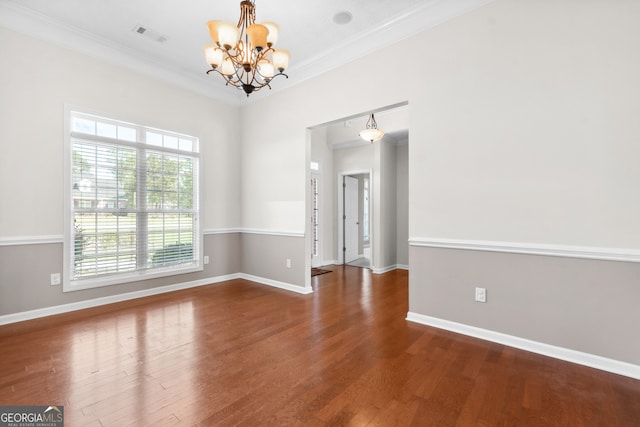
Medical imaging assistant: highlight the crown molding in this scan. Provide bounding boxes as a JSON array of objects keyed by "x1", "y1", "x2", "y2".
[
  {"x1": 0, "y1": 0, "x2": 494, "y2": 106},
  {"x1": 0, "y1": 0, "x2": 245, "y2": 106},
  {"x1": 269, "y1": 0, "x2": 495, "y2": 99}
]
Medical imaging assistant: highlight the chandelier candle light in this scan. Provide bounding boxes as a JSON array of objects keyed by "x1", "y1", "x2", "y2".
[
  {"x1": 359, "y1": 113, "x2": 385, "y2": 143},
  {"x1": 204, "y1": 0, "x2": 290, "y2": 97}
]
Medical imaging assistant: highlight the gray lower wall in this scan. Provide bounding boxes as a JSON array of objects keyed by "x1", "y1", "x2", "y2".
[
  {"x1": 0, "y1": 232, "x2": 308, "y2": 318},
  {"x1": 0, "y1": 233, "x2": 241, "y2": 316},
  {"x1": 409, "y1": 245, "x2": 640, "y2": 365},
  {"x1": 240, "y1": 233, "x2": 306, "y2": 289}
]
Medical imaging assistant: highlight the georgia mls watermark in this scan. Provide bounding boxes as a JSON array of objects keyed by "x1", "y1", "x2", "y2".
[{"x1": 0, "y1": 406, "x2": 64, "y2": 427}]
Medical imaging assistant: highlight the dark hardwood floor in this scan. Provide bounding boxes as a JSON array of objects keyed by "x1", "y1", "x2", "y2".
[{"x1": 1, "y1": 265, "x2": 639, "y2": 426}]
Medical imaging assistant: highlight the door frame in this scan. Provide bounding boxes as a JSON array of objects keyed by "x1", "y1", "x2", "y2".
[
  {"x1": 337, "y1": 169, "x2": 372, "y2": 266},
  {"x1": 343, "y1": 175, "x2": 359, "y2": 264},
  {"x1": 310, "y1": 171, "x2": 322, "y2": 268}
]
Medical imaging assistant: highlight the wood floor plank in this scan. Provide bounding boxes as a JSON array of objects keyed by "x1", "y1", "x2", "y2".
[{"x1": 1, "y1": 266, "x2": 639, "y2": 426}]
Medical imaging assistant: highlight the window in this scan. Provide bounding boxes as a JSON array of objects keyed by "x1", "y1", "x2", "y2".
[{"x1": 65, "y1": 110, "x2": 200, "y2": 290}]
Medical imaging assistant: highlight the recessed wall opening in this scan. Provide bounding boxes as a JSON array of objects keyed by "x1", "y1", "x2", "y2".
[{"x1": 306, "y1": 101, "x2": 409, "y2": 278}]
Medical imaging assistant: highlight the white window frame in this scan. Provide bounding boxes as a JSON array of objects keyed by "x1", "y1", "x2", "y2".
[{"x1": 63, "y1": 107, "x2": 202, "y2": 291}]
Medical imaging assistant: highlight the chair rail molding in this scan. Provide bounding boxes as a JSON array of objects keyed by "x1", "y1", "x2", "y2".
[
  {"x1": 0, "y1": 235, "x2": 65, "y2": 246},
  {"x1": 409, "y1": 237, "x2": 640, "y2": 263}
]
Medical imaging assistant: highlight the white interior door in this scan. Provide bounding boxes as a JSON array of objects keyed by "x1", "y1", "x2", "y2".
[{"x1": 344, "y1": 176, "x2": 359, "y2": 263}]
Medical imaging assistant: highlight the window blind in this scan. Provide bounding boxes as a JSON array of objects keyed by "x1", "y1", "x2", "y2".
[{"x1": 68, "y1": 111, "x2": 200, "y2": 288}]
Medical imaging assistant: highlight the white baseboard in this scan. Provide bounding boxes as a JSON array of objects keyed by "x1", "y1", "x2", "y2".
[
  {"x1": 0, "y1": 273, "x2": 313, "y2": 325},
  {"x1": 239, "y1": 273, "x2": 313, "y2": 295},
  {"x1": 406, "y1": 312, "x2": 640, "y2": 380},
  {"x1": 0, "y1": 274, "x2": 241, "y2": 326},
  {"x1": 372, "y1": 264, "x2": 408, "y2": 274},
  {"x1": 372, "y1": 265, "x2": 395, "y2": 274},
  {"x1": 317, "y1": 262, "x2": 407, "y2": 272}
]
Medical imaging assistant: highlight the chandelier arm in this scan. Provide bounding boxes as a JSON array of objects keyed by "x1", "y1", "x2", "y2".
[
  {"x1": 269, "y1": 72, "x2": 289, "y2": 81},
  {"x1": 254, "y1": 46, "x2": 274, "y2": 64},
  {"x1": 207, "y1": 68, "x2": 288, "y2": 95},
  {"x1": 206, "y1": 68, "x2": 244, "y2": 89},
  {"x1": 223, "y1": 47, "x2": 244, "y2": 63}
]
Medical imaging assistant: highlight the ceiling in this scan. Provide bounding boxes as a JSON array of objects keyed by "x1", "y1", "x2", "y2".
[
  {"x1": 323, "y1": 103, "x2": 409, "y2": 149},
  {"x1": 0, "y1": 0, "x2": 491, "y2": 105}
]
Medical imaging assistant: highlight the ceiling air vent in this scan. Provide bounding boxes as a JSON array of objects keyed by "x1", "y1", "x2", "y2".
[{"x1": 132, "y1": 24, "x2": 167, "y2": 44}]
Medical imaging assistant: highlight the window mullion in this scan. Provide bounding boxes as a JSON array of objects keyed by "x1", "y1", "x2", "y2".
[{"x1": 137, "y1": 146, "x2": 148, "y2": 270}]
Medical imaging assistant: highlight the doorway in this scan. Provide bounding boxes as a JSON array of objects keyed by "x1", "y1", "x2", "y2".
[
  {"x1": 306, "y1": 101, "x2": 408, "y2": 280},
  {"x1": 338, "y1": 171, "x2": 371, "y2": 268}
]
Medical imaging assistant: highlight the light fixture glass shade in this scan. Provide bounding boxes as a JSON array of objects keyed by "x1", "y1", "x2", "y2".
[
  {"x1": 272, "y1": 49, "x2": 290, "y2": 72},
  {"x1": 261, "y1": 21, "x2": 279, "y2": 46},
  {"x1": 257, "y1": 60, "x2": 275, "y2": 78},
  {"x1": 204, "y1": 44, "x2": 224, "y2": 67},
  {"x1": 220, "y1": 57, "x2": 236, "y2": 76},
  {"x1": 207, "y1": 20, "x2": 223, "y2": 43},
  {"x1": 247, "y1": 24, "x2": 268, "y2": 51},
  {"x1": 217, "y1": 21, "x2": 240, "y2": 49},
  {"x1": 359, "y1": 128, "x2": 384, "y2": 143}
]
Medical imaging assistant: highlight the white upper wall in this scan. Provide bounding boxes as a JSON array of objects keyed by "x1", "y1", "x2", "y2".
[
  {"x1": 241, "y1": 0, "x2": 640, "y2": 249},
  {"x1": 239, "y1": 89, "x2": 308, "y2": 234},
  {"x1": 0, "y1": 27, "x2": 241, "y2": 237},
  {"x1": 4, "y1": 0, "x2": 639, "y2": 251},
  {"x1": 410, "y1": 0, "x2": 640, "y2": 248}
]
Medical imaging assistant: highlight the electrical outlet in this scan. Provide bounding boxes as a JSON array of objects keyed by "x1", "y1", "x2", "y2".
[
  {"x1": 475, "y1": 287, "x2": 487, "y2": 303},
  {"x1": 204, "y1": 255, "x2": 210, "y2": 265},
  {"x1": 50, "y1": 273, "x2": 61, "y2": 286},
  {"x1": 286, "y1": 259, "x2": 292, "y2": 268}
]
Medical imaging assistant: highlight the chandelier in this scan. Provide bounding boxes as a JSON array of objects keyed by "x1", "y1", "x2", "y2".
[
  {"x1": 359, "y1": 114, "x2": 385, "y2": 142},
  {"x1": 203, "y1": 0, "x2": 290, "y2": 97}
]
